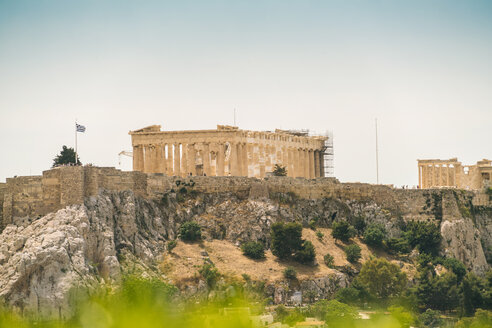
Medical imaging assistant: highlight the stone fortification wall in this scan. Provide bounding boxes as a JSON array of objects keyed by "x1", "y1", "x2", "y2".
[
  {"x1": 0, "y1": 167, "x2": 146, "y2": 228},
  {"x1": 0, "y1": 183, "x2": 6, "y2": 227},
  {"x1": 1, "y1": 166, "x2": 491, "y2": 229}
]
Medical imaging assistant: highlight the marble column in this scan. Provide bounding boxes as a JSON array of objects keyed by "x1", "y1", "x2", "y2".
[
  {"x1": 247, "y1": 144, "x2": 254, "y2": 177},
  {"x1": 151, "y1": 145, "x2": 160, "y2": 173},
  {"x1": 288, "y1": 148, "x2": 294, "y2": 177},
  {"x1": 308, "y1": 150, "x2": 314, "y2": 179},
  {"x1": 446, "y1": 165, "x2": 450, "y2": 186},
  {"x1": 217, "y1": 143, "x2": 225, "y2": 176},
  {"x1": 236, "y1": 143, "x2": 243, "y2": 176},
  {"x1": 240, "y1": 143, "x2": 248, "y2": 176},
  {"x1": 157, "y1": 145, "x2": 165, "y2": 174},
  {"x1": 133, "y1": 145, "x2": 144, "y2": 172},
  {"x1": 259, "y1": 144, "x2": 265, "y2": 178},
  {"x1": 418, "y1": 165, "x2": 422, "y2": 188},
  {"x1": 314, "y1": 151, "x2": 320, "y2": 178},
  {"x1": 144, "y1": 145, "x2": 152, "y2": 173},
  {"x1": 173, "y1": 143, "x2": 180, "y2": 176},
  {"x1": 165, "y1": 144, "x2": 173, "y2": 176},
  {"x1": 431, "y1": 164, "x2": 436, "y2": 187},
  {"x1": 181, "y1": 143, "x2": 187, "y2": 177},
  {"x1": 187, "y1": 144, "x2": 196, "y2": 176},
  {"x1": 304, "y1": 149, "x2": 310, "y2": 178},
  {"x1": 295, "y1": 148, "x2": 301, "y2": 177},
  {"x1": 203, "y1": 143, "x2": 210, "y2": 176}
]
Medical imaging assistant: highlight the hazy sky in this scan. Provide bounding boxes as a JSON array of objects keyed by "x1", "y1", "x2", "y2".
[{"x1": 1, "y1": 0, "x2": 491, "y2": 185}]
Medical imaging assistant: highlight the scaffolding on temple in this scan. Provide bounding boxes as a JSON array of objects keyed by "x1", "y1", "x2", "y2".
[
  {"x1": 323, "y1": 131, "x2": 334, "y2": 177},
  {"x1": 305, "y1": 129, "x2": 334, "y2": 178}
]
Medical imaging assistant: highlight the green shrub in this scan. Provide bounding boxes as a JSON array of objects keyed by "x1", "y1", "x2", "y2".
[
  {"x1": 331, "y1": 221, "x2": 356, "y2": 242},
  {"x1": 293, "y1": 240, "x2": 316, "y2": 264},
  {"x1": 344, "y1": 244, "x2": 361, "y2": 263},
  {"x1": 323, "y1": 300, "x2": 359, "y2": 325},
  {"x1": 241, "y1": 241, "x2": 265, "y2": 259},
  {"x1": 199, "y1": 262, "x2": 219, "y2": 287},
  {"x1": 352, "y1": 216, "x2": 367, "y2": 236},
  {"x1": 284, "y1": 308, "x2": 304, "y2": 326},
  {"x1": 440, "y1": 257, "x2": 467, "y2": 282},
  {"x1": 271, "y1": 222, "x2": 303, "y2": 259},
  {"x1": 357, "y1": 257, "x2": 407, "y2": 299},
  {"x1": 388, "y1": 306, "x2": 415, "y2": 328},
  {"x1": 416, "y1": 271, "x2": 460, "y2": 311},
  {"x1": 120, "y1": 275, "x2": 178, "y2": 305},
  {"x1": 418, "y1": 309, "x2": 443, "y2": 327},
  {"x1": 176, "y1": 192, "x2": 185, "y2": 203},
  {"x1": 385, "y1": 237, "x2": 411, "y2": 254},
  {"x1": 309, "y1": 219, "x2": 317, "y2": 230},
  {"x1": 334, "y1": 280, "x2": 371, "y2": 305},
  {"x1": 241, "y1": 273, "x2": 251, "y2": 282},
  {"x1": 179, "y1": 221, "x2": 202, "y2": 241},
  {"x1": 167, "y1": 240, "x2": 177, "y2": 252},
  {"x1": 316, "y1": 230, "x2": 324, "y2": 240},
  {"x1": 323, "y1": 253, "x2": 334, "y2": 268},
  {"x1": 283, "y1": 267, "x2": 297, "y2": 280},
  {"x1": 363, "y1": 223, "x2": 386, "y2": 248},
  {"x1": 404, "y1": 221, "x2": 441, "y2": 255}
]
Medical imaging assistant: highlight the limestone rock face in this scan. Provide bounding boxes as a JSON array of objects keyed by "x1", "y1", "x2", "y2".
[
  {"x1": 0, "y1": 206, "x2": 94, "y2": 317},
  {"x1": 441, "y1": 219, "x2": 489, "y2": 275},
  {"x1": 0, "y1": 188, "x2": 490, "y2": 315}
]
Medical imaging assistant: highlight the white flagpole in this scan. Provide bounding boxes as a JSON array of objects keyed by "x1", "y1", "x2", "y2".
[
  {"x1": 75, "y1": 120, "x2": 78, "y2": 165},
  {"x1": 375, "y1": 118, "x2": 379, "y2": 184}
]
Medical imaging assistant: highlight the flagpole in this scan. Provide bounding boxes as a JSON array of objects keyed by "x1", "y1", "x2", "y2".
[
  {"x1": 75, "y1": 120, "x2": 78, "y2": 165},
  {"x1": 375, "y1": 118, "x2": 379, "y2": 184}
]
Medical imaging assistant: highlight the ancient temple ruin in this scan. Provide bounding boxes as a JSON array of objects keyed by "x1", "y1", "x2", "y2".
[
  {"x1": 418, "y1": 158, "x2": 492, "y2": 189},
  {"x1": 129, "y1": 125, "x2": 329, "y2": 178}
]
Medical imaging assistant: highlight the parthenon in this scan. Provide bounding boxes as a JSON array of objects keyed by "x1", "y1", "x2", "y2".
[
  {"x1": 418, "y1": 158, "x2": 492, "y2": 190},
  {"x1": 129, "y1": 125, "x2": 329, "y2": 179}
]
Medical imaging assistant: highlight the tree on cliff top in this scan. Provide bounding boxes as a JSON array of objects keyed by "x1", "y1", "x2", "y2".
[
  {"x1": 52, "y1": 145, "x2": 81, "y2": 167},
  {"x1": 273, "y1": 164, "x2": 287, "y2": 176}
]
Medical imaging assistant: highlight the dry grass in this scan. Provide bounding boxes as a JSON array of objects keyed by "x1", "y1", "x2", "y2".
[{"x1": 161, "y1": 228, "x2": 415, "y2": 285}]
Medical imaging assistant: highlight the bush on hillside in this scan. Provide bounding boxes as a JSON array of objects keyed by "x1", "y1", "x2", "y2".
[
  {"x1": 331, "y1": 221, "x2": 356, "y2": 242},
  {"x1": 293, "y1": 240, "x2": 316, "y2": 264},
  {"x1": 241, "y1": 241, "x2": 265, "y2": 259},
  {"x1": 404, "y1": 221, "x2": 441, "y2": 255},
  {"x1": 199, "y1": 262, "x2": 219, "y2": 287},
  {"x1": 283, "y1": 267, "x2": 297, "y2": 280},
  {"x1": 179, "y1": 221, "x2": 202, "y2": 241},
  {"x1": 324, "y1": 253, "x2": 335, "y2": 268},
  {"x1": 363, "y1": 223, "x2": 386, "y2": 248},
  {"x1": 344, "y1": 244, "x2": 361, "y2": 264},
  {"x1": 357, "y1": 257, "x2": 407, "y2": 299},
  {"x1": 167, "y1": 240, "x2": 177, "y2": 252},
  {"x1": 271, "y1": 222, "x2": 303, "y2": 259},
  {"x1": 385, "y1": 237, "x2": 411, "y2": 254}
]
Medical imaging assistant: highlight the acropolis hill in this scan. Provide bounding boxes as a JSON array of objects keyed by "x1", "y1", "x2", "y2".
[
  {"x1": 0, "y1": 164, "x2": 491, "y2": 315},
  {"x1": 0, "y1": 125, "x2": 491, "y2": 316}
]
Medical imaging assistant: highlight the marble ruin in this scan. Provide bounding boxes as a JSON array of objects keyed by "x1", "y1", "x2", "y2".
[
  {"x1": 129, "y1": 125, "x2": 329, "y2": 178},
  {"x1": 418, "y1": 158, "x2": 492, "y2": 190}
]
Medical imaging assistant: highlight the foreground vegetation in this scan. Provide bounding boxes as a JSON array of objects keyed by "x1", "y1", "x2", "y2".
[{"x1": 0, "y1": 264, "x2": 491, "y2": 328}]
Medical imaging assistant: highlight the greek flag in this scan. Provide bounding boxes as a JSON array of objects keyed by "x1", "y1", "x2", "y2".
[{"x1": 76, "y1": 123, "x2": 86, "y2": 133}]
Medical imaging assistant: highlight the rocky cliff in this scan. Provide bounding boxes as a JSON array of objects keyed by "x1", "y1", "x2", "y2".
[{"x1": 0, "y1": 178, "x2": 490, "y2": 316}]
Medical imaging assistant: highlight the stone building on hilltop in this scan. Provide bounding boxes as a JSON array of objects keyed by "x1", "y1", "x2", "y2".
[
  {"x1": 418, "y1": 158, "x2": 492, "y2": 190},
  {"x1": 129, "y1": 125, "x2": 332, "y2": 179}
]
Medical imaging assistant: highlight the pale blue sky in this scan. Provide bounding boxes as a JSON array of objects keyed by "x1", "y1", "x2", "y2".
[{"x1": 1, "y1": 0, "x2": 491, "y2": 185}]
